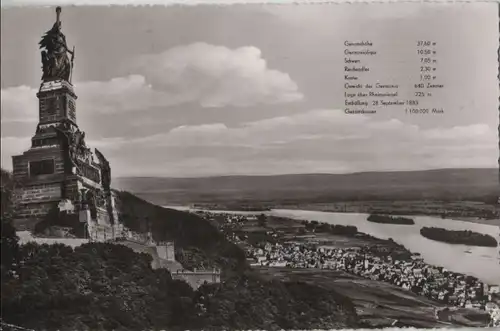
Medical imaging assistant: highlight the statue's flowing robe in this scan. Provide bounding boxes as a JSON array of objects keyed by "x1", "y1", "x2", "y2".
[{"x1": 39, "y1": 26, "x2": 71, "y2": 81}]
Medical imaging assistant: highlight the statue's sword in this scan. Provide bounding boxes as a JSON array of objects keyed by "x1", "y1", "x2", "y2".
[{"x1": 70, "y1": 46, "x2": 75, "y2": 83}]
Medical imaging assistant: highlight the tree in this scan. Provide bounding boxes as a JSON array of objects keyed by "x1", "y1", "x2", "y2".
[
  {"x1": 1, "y1": 169, "x2": 20, "y2": 280},
  {"x1": 257, "y1": 214, "x2": 267, "y2": 227},
  {"x1": 1, "y1": 214, "x2": 19, "y2": 280}
]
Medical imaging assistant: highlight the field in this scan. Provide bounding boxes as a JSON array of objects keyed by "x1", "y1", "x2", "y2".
[
  {"x1": 114, "y1": 169, "x2": 499, "y2": 202},
  {"x1": 255, "y1": 267, "x2": 490, "y2": 328}
]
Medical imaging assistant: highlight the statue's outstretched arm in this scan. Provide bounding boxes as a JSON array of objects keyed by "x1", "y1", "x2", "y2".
[{"x1": 60, "y1": 36, "x2": 74, "y2": 55}]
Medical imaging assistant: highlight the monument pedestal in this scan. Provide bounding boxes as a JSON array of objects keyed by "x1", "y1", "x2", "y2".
[
  {"x1": 11, "y1": 8, "x2": 117, "y2": 240},
  {"x1": 11, "y1": 82, "x2": 114, "y2": 234}
]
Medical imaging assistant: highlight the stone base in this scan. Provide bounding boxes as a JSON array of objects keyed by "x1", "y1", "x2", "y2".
[
  {"x1": 12, "y1": 176, "x2": 80, "y2": 231},
  {"x1": 13, "y1": 201, "x2": 58, "y2": 231},
  {"x1": 11, "y1": 173, "x2": 117, "y2": 237},
  {"x1": 86, "y1": 222, "x2": 123, "y2": 242}
]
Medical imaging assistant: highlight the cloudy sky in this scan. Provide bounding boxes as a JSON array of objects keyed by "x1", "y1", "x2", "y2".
[{"x1": 1, "y1": 3, "x2": 498, "y2": 177}]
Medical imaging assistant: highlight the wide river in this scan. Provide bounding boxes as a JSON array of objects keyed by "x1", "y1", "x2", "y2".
[{"x1": 166, "y1": 206, "x2": 500, "y2": 284}]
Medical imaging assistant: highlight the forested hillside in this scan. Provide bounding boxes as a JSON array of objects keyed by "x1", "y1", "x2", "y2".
[
  {"x1": 114, "y1": 190, "x2": 247, "y2": 272},
  {"x1": 0, "y1": 169, "x2": 359, "y2": 330}
]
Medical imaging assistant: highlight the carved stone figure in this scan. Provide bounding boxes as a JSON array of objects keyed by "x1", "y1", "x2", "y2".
[
  {"x1": 95, "y1": 148, "x2": 112, "y2": 191},
  {"x1": 85, "y1": 190, "x2": 97, "y2": 219},
  {"x1": 72, "y1": 129, "x2": 86, "y2": 155},
  {"x1": 94, "y1": 148, "x2": 114, "y2": 224},
  {"x1": 95, "y1": 190, "x2": 107, "y2": 208},
  {"x1": 55, "y1": 124, "x2": 82, "y2": 174},
  {"x1": 79, "y1": 189, "x2": 88, "y2": 209},
  {"x1": 39, "y1": 7, "x2": 75, "y2": 82}
]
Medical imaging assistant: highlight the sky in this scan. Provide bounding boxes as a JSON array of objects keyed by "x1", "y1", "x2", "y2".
[{"x1": 1, "y1": 3, "x2": 499, "y2": 177}]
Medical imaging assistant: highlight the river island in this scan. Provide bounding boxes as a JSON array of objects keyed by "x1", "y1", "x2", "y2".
[
  {"x1": 367, "y1": 214, "x2": 415, "y2": 225},
  {"x1": 191, "y1": 210, "x2": 496, "y2": 328},
  {"x1": 420, "y1": 226, "x2": 498, "y2": 247}
]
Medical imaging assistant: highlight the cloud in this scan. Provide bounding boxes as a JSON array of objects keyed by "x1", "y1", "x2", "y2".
[
  {"x1": 170, "y1": 123, "x2": 228, "y2": 134},
  {"x1": 75, "y1": 75, "x2": 196, "y2": 114},
  {"x1": 136, "y1": 42, "x2": 303, "y2": 108},
  {"x1": 0, "y1": 85, "x2": 38, "y2": 123},
  {"x1": 0, "y1": 75, "x2": 186, "y2": 122},
  {"x1": 1, "y1": 108, "x2": 496, "y2": 176},
  {"x1": 423, "y1": 124, "x2": 493, "y2": 140},
  {"x1": 1, "y1": 43, "x2": 302, "y2": 124},
  {"x1": 1, "y1": 137, "x2": 31, "y2": 170},
  {"x1": 66, "y1": 109, "x2": 495, "y2": 177}
]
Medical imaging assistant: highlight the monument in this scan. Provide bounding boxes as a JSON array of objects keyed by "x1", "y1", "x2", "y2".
[{"x1": 11, "y1": 7, "x2": 118, "y2": 240}]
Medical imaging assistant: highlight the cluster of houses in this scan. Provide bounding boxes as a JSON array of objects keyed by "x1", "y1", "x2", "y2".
[
  {"x1": 199, "y1": 211, "x2": 500, "y2": 327},
  {"x1": 249, "y1": 242, "x2": 497, "y2": 306},
  {"x1": 251, "y1": 242, "x2": 500, "y2": 326}
]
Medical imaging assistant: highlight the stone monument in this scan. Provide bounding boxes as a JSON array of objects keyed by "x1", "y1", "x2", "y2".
[{"x1": 11, "y1": 7, "x2": 117, "y2": 240}]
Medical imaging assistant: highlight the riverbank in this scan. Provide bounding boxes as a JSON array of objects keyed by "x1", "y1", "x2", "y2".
[
  {"x1": 272, "y1": 201, "x2": 500, "y2": 226},
  {"x1": 191, "y1": 203, "x2": 271, "y2": 212},
  {"x1": 269, "y1": 209, "x2": 500, "y2": 284},
  {"x1": 183, "y1": 200, "x2": 499, "y2": 226},
  {"x1": 171, "y1": 206, "x2": 500, "y2": 283},
  {"x1": 196, "y1": 211, "x2": 492, "y2": 328}
]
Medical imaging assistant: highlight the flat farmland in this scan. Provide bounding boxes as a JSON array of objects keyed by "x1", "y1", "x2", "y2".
[{"x1": 254, "y1": 267, "x2": 490, "y2": 328}]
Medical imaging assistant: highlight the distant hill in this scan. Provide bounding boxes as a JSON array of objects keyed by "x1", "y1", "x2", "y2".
[{"x1": 113, "y1": 168, "x2": 500, "y2": 206}]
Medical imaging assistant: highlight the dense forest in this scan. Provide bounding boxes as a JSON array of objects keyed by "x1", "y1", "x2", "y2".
[
  {"x1": 420, "y1": 226, "x2": 498, "y2": 247},
  {"x1": 0, "y1": 169, "x2": 359, "y2": 330},
  {"x1": 0, "y1": 241, "x2": 359, "y2": 330},
  {"x1": 113, "y1": 190, "x2": 247, "y2": 272},
  {"x1": 367, "y1": 214, "x2": 415, "y2": 225}
]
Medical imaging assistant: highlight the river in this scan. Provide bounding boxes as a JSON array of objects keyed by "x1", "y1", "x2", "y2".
[{"x1": 165, "y1": 206, "x2": 500, "y2": 284}]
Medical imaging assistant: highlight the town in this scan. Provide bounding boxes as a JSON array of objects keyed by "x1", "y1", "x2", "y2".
[{"x1": 197, "y1": 210, "x2": 500, "y2": 327}]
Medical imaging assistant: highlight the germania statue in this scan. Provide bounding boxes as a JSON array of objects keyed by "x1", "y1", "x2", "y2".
[{"x1": 39, "y1": 7, "x2": 75, "y2": 82}]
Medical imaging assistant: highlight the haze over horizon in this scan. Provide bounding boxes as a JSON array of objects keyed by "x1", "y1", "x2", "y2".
[
  {"x1": 1, "y1": 4, "x2": 498, "y2": 177},
  {"x1": 112, "y1": 167, "x2": 497, "y2": 179}
]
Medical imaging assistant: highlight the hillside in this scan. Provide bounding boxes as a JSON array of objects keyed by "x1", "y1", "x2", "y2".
[
  {"x1": 113, "y1": 168, "x2": 500, "y2": 206},
  {"x1": 1, "y1": 241, "x2": 360, "y2": 331},
  {"x1": 113, "y1": 190, "x2": 247, "y2": 272},
  {"x1": 0, "y1": 168, "x2": 361, "y2": 330}
]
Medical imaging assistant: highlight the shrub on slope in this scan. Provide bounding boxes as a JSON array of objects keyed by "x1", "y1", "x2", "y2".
[
  {"x1": 192, "y1": 272, "x2": 359, "y2": 330},
  {"x1": 1, "y1": 169, "x2": 15, "y2": 214},
  {"x1": 1, "y1": 170, "x2": 359, "y2": 330},
  {"x1": 1, "y1": 241, "x2": 359, "y2": 331},
  {"x1": 2, "y1": 242, "x2": 195, "y2": 331},
  {"x1": 1, "y1": 170, "x2": 20, "y2": 280},
  {"x1": 114, "y1": 190, "x2": 246, "y2": 271}
]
